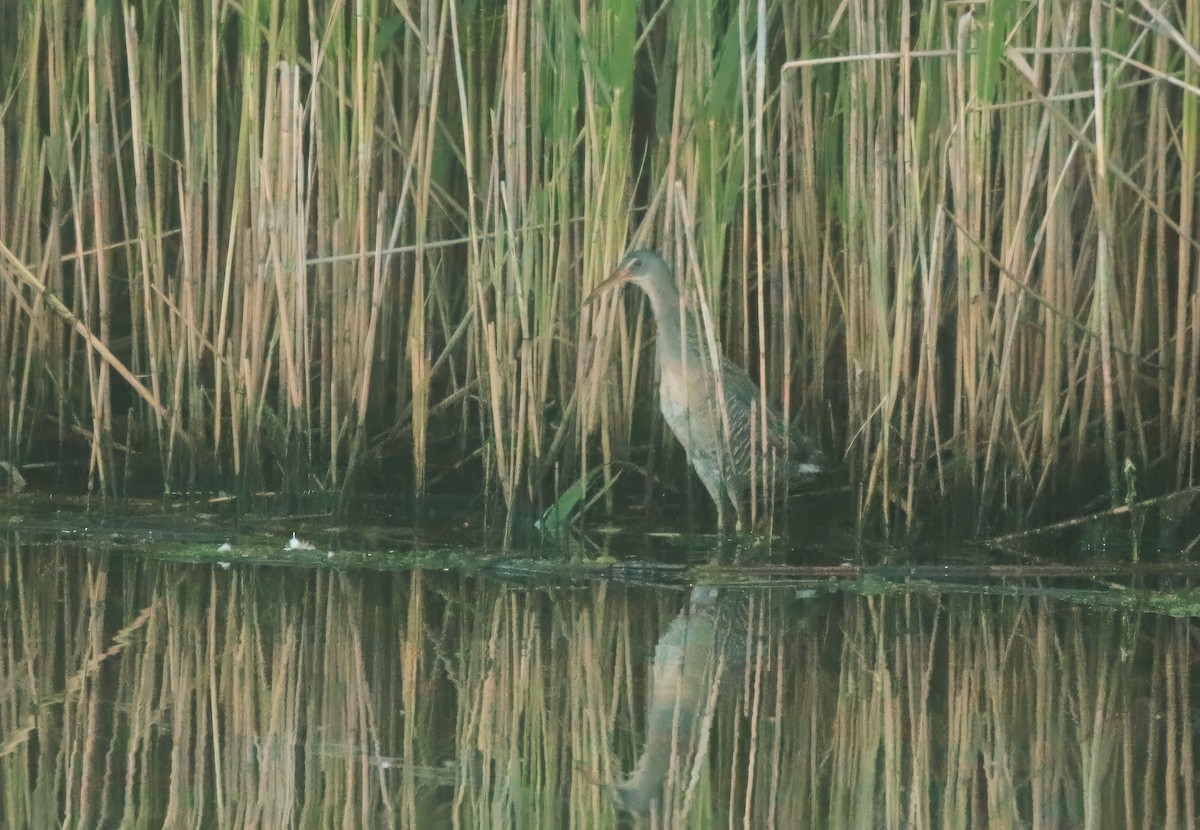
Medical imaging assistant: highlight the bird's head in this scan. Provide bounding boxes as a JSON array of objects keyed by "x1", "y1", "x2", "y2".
[{"x1": 584, "y1": 249, "x2": 675, "y2": 306}]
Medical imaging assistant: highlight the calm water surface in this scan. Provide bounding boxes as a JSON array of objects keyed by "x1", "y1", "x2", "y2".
[{"x1": 1, "y1": 542, "x2": 1196, "y2": 827}]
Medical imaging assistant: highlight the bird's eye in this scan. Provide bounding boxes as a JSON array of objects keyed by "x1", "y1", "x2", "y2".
[{"x1": 629, "y1": 256, "x2": 642, "y2": 268}]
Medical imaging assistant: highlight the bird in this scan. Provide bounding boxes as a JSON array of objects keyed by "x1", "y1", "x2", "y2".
[{"x1": 587, "y1": 249, "x2": 824, "y2": 531}]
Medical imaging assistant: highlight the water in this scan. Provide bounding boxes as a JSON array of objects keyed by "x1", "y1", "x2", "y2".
[{"x1": 1, "y1": 540, "x2": 1196, "y2": 827}]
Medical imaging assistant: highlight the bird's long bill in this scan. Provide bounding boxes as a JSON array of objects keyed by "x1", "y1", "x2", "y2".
[{"x1": 583, "y1": 267, "x2": 632, "y2": 306}]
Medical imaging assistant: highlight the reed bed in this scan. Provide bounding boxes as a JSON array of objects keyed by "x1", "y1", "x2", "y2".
[
  {"x1": 0, "y1": 0, "x2": 1197, "y2": 533},
  {"x1": 1, "y1": 545, "x2": 1196, "y2": 825}
]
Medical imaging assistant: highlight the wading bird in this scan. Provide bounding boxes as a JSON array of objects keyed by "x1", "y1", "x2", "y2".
[{"x1": 587, "y1": 250, "x2": 824, "y2": 531}]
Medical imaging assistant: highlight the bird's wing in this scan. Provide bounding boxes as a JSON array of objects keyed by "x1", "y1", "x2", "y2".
[{"x1": 717, "y1": 357, "x2": 825, "y2": 473}]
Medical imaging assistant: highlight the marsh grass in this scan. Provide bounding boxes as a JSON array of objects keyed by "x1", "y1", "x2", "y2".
[{"x1": 0, "y1": 1, "x2": 1197, "y2": 534}]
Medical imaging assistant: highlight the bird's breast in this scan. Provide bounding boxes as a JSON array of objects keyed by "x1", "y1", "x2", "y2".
[{"x1": 658, "y1": 367, "x2": 720, "y2": 447}]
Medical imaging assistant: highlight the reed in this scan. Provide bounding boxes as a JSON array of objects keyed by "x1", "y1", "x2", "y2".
[{"x1": 0, "y1": 1, "x2": 1197, "y2": 533}]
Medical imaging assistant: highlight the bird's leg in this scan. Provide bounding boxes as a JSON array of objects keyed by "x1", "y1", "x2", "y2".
[
  {"x1": 717, "y1": 490, "x2": 745, "y2": 535},
  {"x1": 697, "y1": 473, "x2": 728, "y2": 533},
  {"x1": 731, "y1": 494, "x2": 746, "y2": 534}
]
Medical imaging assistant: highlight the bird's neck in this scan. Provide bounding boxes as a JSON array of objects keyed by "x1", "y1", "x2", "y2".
[{"x1": 648, "y1": 287, "x2": 707, "y2": 370}]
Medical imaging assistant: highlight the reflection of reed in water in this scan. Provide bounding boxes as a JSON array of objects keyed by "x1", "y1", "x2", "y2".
[
  {"x1": 614, "y1": 586, "x2": 746, "y2": 815},
  {"x1": 5, "y1": 546, "x2": 1200, "y2": 826}
]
